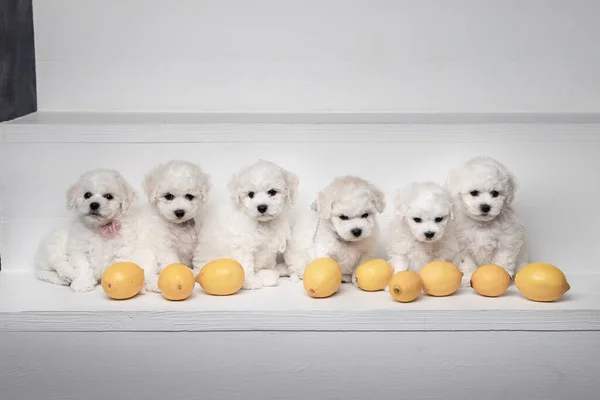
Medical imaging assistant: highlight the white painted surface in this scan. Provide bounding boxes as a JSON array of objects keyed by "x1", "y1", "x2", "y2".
[
  {"x1": 9, "y1": 111, "x2": 600, "y2": 125},
  {"x1": 2, "y1": 331, "x2": 599, "y2": 400},
  {"x1": 0, "y1": 270, "x2": 597, "y2": 332},
  {"x1": 2, "y1": 113, "x2": 600, "y2": 276},
  {"x1": 32, "y1": 0, "x2": 600, "y2": 113}
]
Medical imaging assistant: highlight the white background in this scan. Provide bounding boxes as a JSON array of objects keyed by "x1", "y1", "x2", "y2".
[{"x1": 32, "y1": 0, "x2": 600, "y2": 113}]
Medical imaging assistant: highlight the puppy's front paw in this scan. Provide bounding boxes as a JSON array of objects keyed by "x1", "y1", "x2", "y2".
[
  {"x1": 275, "y1": 263, "x2": 290, "y2": 277},
  {"x1": 57, "y1": 267, "x2": 77, "y2": 282},
  {"x1": 290, "y1": 273, "x2": 302, "y2": 283},
  {"x1": 258, "y1": 269, "x2": 279, "y2": 287},
  {"x1": 342, "y1": 274, "x2": 353, "y2": 283},
  {"x1": 243, "y1": 275, "x2": 263, "y2": 290},
  {"x1": 70, "y1": 276, "x2": 97, "y2": 293},
  {"x1": 145, "y1": 275, "x2": 161, "y2": 293},
  {"x1": 352, "y1": 272, "x2": 359, "y2": 288}
]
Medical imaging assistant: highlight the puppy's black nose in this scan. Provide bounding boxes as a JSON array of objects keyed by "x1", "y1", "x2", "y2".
[
  {"x1": 480, "y1": 204, "x2": 491, "y2": 213},
  {"x1": 89, "y1": 202, "x2": 100, "y2": 211},
  {"x1": 174, "y1": 209, "x2": 185, "y2": 218},
  {"x1": 257, "y1": 204, "x2": 268, "y2": 214},
  {"x1": 351, "y1": 228, "x2": 362, "y2": 237},
  {"x1": 424, "y1": 231, "x2": 435, "y2": 239}
]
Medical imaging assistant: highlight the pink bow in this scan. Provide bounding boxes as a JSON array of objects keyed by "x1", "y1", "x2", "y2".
[{"x1": 99, "y1": 220, "x2": 122, "y2": 238}]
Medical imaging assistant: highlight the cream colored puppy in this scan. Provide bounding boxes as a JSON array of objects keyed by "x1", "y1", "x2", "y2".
[
  {"x1": 448, "y1": 157, "x2": 528, "y2": 282},
  {"x1": 285, "y1": 176, "x2": 386, "y2": 284},
  {"x1": 138, "y1": 160, "x2": 211, "y2": 292},
  {"x1": 388, "y1": 182, "x2": 460, "y2": 274},
  {"x1": 193, "y1": 160, "x2": 298, "y2": 290},
  {"x1": 35, "y1": 169, "x2": 138, "y2": 292}
]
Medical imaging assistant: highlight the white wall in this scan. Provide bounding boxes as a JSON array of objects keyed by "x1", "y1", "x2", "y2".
[
  {"x1": 33, "y1": 0, "x2": 600, "y2": 113},
  {"x1": 3, "y1": 331, "x2": 600, "y2": 400}
]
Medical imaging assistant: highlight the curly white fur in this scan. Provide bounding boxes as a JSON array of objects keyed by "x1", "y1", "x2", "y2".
[
  {"x1": 388, "y1": 182, "x2": 461, "y2": 275},
  {"x1": 138, "y1": 160, "x2": 211, "y2": 292},
  {"x1": 448, "y1": 157, "x2": 528, "y2": 281},
  {"x1": 35, "y1": 169, "x2": 138, "y2": 292},
  {"x1": 285, "y1": 176, "x2": 386, "y2": 284},
  {"x1": 193, "y1": 160, "x2": 298, "y2": 290}
]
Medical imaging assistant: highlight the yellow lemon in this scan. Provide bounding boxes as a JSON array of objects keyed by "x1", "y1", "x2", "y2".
[
  {"x1": 158, "y1": 263, "x2": 196, "y2": 301},
  {"x1": 196, "y1": 258, "x2": 245, "y2": 296},
  {"x1": 470, "y1": 264, "x2": 511, "y2": 297},
  {"x1": 101, "y1": 262, "x2": 144, "y2": 300},
  {"x1": 419, "y1": 261, "x2": 463, "y2": 297},
  {"x1": 303, "y1": 258, "x2": 343, "y2": 298},
  {"x1": 388, "y1": 271, "x2": 423, "y2": 303},
  {"x1": 355, "y1": 259, "x2": 394, "y2": 291},
  {"x1": 515, "y1": 262, "x2": 570, "y2": 302}
]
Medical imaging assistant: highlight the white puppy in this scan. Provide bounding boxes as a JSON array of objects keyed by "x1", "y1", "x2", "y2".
[
  {"x1": 448, "y1": 157, "x2": 528, "y2": 281},
  {"x1": 193, "y1": 160, "x2": 298, "y2": 290},
  {"x1": 388, "y1": 182, "x2": 460, "y2": 275},
  {"x1": 139, "y1": 160, "x2": 211, "y2": 292},
  {"x1": 35, "y1": 169, "x2": 137, "y2": 292},
  {"x1": 285, "y1": 176, "x2": 386, "y2": 284}
]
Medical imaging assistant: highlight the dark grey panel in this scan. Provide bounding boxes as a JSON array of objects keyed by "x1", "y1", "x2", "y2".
[{"x1": 0, "y1": 0, "x2": 37, "y2": 122}]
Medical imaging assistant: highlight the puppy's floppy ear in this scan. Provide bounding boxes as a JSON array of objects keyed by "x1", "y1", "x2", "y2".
[
  {"x1": 198, "y1": 172, "x2": 211, "y2": 203},
  {"x1": 394, "y1": 189, "x2": 408, "y2": 219},
  {"x1": 435, "y1": 185, "x2": 456, "y2": 221},
  {"x1": 227, "y1": 173, "x2": 242, "y2": 208},
  {"x1": 116, "y1": 172, "x2": 136, "y2": 211},
  {"x1": 316, "y1": 190, "x2": 333, "y2": 219},
  {"x1": 193, "y1": 166, "x2": 211, "y2": 203},
  {"x1": 66, "y1": 182, "x2": 78, "y2": 210},
  {"x1": 143, "y1": 165, "x2": 162, "y2": 204},
  {"x1": 122, "y1": 183, "x2": 137, "y2": 211},
  {"x1": 283, "y1": 169, "x2": 299, "y2": 205},
  {"x1": 367, "y1": 183, "x2": 386, "y2": 214},
  {"x1": 501, "y1": 166, "x2": 518, "y2": 205}
]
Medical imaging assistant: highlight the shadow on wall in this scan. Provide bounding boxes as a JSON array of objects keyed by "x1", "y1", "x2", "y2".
[{"x1": 0, "y1": 0, "x2": 37, "y2": 122}]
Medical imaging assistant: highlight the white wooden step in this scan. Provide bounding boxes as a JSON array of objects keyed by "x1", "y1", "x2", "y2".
[{"x1": 1, "y1": 271, "x2": 596, "y2": 333}]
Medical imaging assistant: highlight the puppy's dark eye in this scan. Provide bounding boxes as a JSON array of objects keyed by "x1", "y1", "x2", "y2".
[
  {"x1": 84, "y1": 192, "x2": 93, "y2": 199},
  {"x1": 339, "y1": 215, "x2": 349, "y2": 221},
  {"x1": 267, "y1": 189, "x2": 277, "y2": 197},
  {"x1": 248, "y1": 191, "x2": 255, "y2": 199},
  {"x1": 104, "y1": 194, "x2": 114, "y2": 200},
  {"x1": 413, "y1": 217, "x2": 422, "y2": 223},
  {"x1": 361, "y1": 213, "x2": 369, "y2": 218},
  {"x1": 434, "y1": 217, "x2": 444, "y2": 223},
  {"x1": 164, "y1": 193, "x2": 175, "y2": 201},
  {"x1": 470, "y1": 190, "x2": 480, "y2": 197},
  {"x1": 490, "y1": 190, "x2": 499, "y2": 198},
  {"x1": 185, "y1": 194, "x2": 195, "y2": 201}
]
